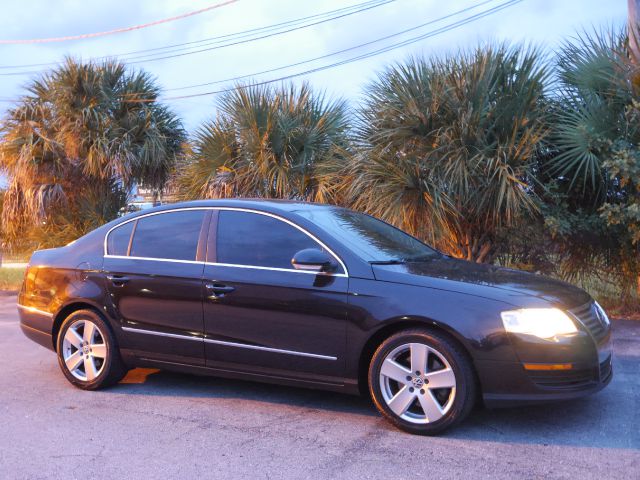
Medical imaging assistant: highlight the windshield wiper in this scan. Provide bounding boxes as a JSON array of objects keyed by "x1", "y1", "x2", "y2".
[{"x1": 369, "y1": 259, "x2": 406, "y2": 265}]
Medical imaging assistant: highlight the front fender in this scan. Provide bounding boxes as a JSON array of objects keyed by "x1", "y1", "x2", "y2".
[{"x1": 344, "y1": 278, "x2": 519, "y2": 379}]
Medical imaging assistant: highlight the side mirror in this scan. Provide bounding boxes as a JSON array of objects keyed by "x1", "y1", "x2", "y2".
[{"x1": 291, "y1": 248, "x2": 336, "y2": 273}]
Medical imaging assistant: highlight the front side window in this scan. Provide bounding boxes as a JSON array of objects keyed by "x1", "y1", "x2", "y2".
[
  {"x1": 129, "y1": 210, "x2": 205, "y2": 261},
  {"x1": 217, "y1": 210, "x2": 335, "y2": 270},
  {"x1": 107, "y1": 221, "x2": 134, "y2": 256},
  {"x1": 295, "y1": 207, "x2": 439, "y2": 262}
]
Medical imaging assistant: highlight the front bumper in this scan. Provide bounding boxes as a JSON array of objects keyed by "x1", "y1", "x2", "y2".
[
  {"x1": 478, "y1": 301, "x2": 613, "y2": 408},
  {"x1": 479, "y1": 353, "x2": 612, "y2": 408}
]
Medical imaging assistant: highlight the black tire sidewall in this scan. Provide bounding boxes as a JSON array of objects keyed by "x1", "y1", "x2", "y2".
[
  {"x1": 368, "y1": 329, "x2": 475, "y2": 435},
  {"x1": 56, "y1": 309, "x2": 120, "y2": 390}
]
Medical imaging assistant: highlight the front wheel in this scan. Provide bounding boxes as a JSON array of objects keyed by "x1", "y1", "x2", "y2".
[
  {"x1": 56, "y1": 309, "x2": 127, "y2": 390},
  {"x1": 368, "y1": 329, "x2": 476, "y2": 435}
]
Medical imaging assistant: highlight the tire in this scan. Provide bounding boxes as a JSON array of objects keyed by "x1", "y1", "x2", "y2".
[
  {"x1": 368, "y1": 328, "x2": 476, "y2": 435},
  {"x1": 56, "y1": 309, "x2": 127, "y2": 390}
]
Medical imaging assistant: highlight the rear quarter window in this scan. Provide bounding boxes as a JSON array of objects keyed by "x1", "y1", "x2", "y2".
[{"x1": 106, "y1": 221, "x2": 135, "y2": 256}]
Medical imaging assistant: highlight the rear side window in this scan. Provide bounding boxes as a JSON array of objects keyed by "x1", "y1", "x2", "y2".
[
  {"x1": 130, "y1": 210, "x2": 206, "y2": 261},
  {"x1": 107, "y1": 221, "x2": 134, "y2": 256},
  {"x1": 216, "y1": 210, "x2": 328, "y2": 270}
]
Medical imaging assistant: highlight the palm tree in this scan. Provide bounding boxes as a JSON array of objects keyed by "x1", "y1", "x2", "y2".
[
  {"x1": 0, "y1": 58, "x2": 185, "y2": 248},
  {"x1": 174, "y1": 82, "x2": 350, "y2": 201},
  {"x1": 548, "y1": 28, "x2": 631, "y2": 201},
  {"x1": 543, "y1": 27, "x2": 640, "y2": 299},
  {"x1": 343, "y1": 45, "x2": 548, "y2": 262}
]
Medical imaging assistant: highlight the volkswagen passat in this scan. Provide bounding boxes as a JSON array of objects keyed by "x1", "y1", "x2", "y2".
[{"x1": 18, "y1": 200, "x2": 613, "y2": 434}]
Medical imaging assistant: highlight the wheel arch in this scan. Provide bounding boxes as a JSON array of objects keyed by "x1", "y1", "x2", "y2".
[
  {"x1": 356, "y1": 317, "x2": 478, "y2": 397},
  {"x1": 51, "y1": 301, "x2": 109, "y2": 351}
]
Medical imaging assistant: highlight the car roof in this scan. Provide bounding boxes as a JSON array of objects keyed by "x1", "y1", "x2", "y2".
[{"x1": 123, "y1": 198, "x2": 338, "y2": 218}]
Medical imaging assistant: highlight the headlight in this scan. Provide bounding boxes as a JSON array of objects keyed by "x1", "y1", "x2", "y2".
[{"x1": 501, "y1": 308, "x2": 578, "y2": 339}]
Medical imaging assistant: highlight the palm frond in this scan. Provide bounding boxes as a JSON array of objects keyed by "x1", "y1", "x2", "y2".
[
  {"x1": 0, "y1": 57, "x2": 185, "y2": 247},
  {"x1": 174, "y1": 81, "x2": 350, "y2": 201}
]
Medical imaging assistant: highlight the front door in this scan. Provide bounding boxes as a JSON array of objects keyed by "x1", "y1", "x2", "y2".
[
  {"x1": 203, "y1": 209, "x2": 349, "y2": 381},
  {"x1": 103, "y1": 209, "x2": 210, "y2": 365}
]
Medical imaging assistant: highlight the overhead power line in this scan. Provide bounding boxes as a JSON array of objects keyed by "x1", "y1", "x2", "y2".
[
  {"x1": 150, "y1": 0, "x2": 523, "y2": 102},
  {"x1": 118, "y1": 0, "x2": 392, "y2": 63},
  {"x1": 0, "y1": 0, "x2": 239, "y2": 45},
  {"x1": 165, "y1": 0, "x2": 498, "y2": 92},
  {"x1": 0, "y1": 0, "x2": 523, "y2": 105},
  {"x1": 123, "y1": 0, "x2": 394, "y2": 65},
  {"x1": 0, "y1": 0, "x2": 393, "y2": 73}
]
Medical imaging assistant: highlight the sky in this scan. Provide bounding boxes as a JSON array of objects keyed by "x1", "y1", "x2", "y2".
[{"x1": 0, "y1": 0, "x2": 629, "y2": 188}]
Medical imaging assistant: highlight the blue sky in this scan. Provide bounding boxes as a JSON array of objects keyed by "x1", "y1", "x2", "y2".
[{"x1": 0, "y1": 0, "x2": 628, "y2": 189}]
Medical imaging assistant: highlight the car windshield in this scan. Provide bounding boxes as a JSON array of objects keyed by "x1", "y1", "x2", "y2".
[{"x1": 295, "y1": 208, "x2": 440, "y2": 263}]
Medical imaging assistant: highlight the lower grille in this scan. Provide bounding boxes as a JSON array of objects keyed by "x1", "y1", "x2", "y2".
[
  {"x1": 529, "y1": 368, "x2": 596, "y2": 389},
  {"x1": 570, "y1": 302, "x2": 609, "y2": 342}
]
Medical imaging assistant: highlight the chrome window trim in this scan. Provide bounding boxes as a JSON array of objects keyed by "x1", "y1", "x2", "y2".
[
  {"x1": 104, "y1": 254, "x2": 203, "y2": 265},
  {"x1": 103, "y1": 207, "x2": 211, "y2": 258},
  {"x1": 104, "y1": 255, "x2": 346, "y2": 277},
  {"x1": 121, "y1": 326, "x2": 337, "y2": 361},
  {"x1": 17, "y1": 304, "x2": 54, "y2": 318},
  {"x1": 103, "y1": 206, "x2": 349, "y2": 276},
  {"x1": 204, "y1": 262, "x2": 348, "y2": 278}
]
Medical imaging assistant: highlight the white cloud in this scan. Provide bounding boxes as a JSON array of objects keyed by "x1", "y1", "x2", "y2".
[{"x1": 0, "y1": 0, "x2": 628, "y2": 134}]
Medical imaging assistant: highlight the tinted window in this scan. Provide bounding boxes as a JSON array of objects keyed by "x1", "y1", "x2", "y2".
[
  {"x1": 130, "y1": 210, "x2": 205, "y2": 261},
  {"x1": 295, "y1": 208, "x2": 439, "y2": 262},
  {"x1": 107, "y1": 221, "x2": 134, "y2": 256},
  {"x1": 217, "y1": 211, "x2": 324, "y2": 270}
]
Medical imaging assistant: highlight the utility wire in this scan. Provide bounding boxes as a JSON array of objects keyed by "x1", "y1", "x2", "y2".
[
  {"x1": 165, "y1": 0, "x2": 498, "y2": 92},
  {"x1": 0, "y1": 1, "x2": 239, "y2": 45},
  {"x1": 125, "y1": 0, "x2": 393, "y2": 64},
  {"x1": 0, "y1": 0, "x2": 393, "y2": 74},
  {"x1": 0, "y1": 0, "x2": 522, "y2": 104},
  {"x1": 151, "y1": 0, "x2": 523, "y2": 102},
  {"x1": 117, "y1": 0, "x2": 391, "y2": 61}
]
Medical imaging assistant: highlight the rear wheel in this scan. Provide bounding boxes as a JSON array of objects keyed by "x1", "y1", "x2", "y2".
[
  {"x1": 56, "y1": 309, "x2": 127, "y2": 390},
  {"x1": 368, "y1": 329, "x2": 476, "y2": 435}
]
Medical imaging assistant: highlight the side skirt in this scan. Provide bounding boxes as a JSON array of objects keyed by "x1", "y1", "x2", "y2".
[{"x1": 121, "y1": 352, "x2": 360, "y2": 395}]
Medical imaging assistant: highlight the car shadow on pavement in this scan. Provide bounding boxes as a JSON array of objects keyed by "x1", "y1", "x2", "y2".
[
  {"x1": 113, "y1": 369, "x2": 377, "y2": 417},
  {"x1": 111, "y1": 357, "x2": 637, "y2": 450}
]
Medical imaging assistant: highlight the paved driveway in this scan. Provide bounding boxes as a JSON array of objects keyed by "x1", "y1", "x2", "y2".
[{"x1": 0, "y1": 293, "x2": 638, "y2": 479}]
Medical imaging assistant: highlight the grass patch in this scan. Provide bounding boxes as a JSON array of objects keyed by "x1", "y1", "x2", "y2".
[{"x1": 0, "y1": 267, "x2": 25, "y2": 291}]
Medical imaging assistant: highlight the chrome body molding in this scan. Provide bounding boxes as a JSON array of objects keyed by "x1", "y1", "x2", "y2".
[
  {"x1": 203, "y1": 338, "x2": 337, "y2": 361},
  {"x1": 103, "y1": 206, "x2": 349, "y2": 277},
  {"x1": 122, "y1": 326, "x2": 202, "y2": 342},
  {"x1": 17, "y1": 304, "x2": 54, "y2": 318},
  {"x1": 121, "y1": 326, "x2": 337, "y2": 361}
]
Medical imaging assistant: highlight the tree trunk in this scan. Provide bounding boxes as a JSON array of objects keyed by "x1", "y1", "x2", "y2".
[{"x1": 459, "y1": 232, "x2": 495, "y2": 264}]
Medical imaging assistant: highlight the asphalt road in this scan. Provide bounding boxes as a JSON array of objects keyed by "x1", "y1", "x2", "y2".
[{"x1": 0, "y1": 293, "x2": 638, "y2": 480}]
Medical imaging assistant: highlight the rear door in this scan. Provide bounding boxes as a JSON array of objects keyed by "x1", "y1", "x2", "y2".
[
  {"x1": 103, "y1": 209, "x2": 210, "y2": 365},
  {"x1": 202, "y1": 209, "x2": 349, "y2": 381}
]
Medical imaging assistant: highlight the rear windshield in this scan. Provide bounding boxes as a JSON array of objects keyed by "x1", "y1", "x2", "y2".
[{"x1": 294, "y1": 208, "x2": 439, "y2": 262}]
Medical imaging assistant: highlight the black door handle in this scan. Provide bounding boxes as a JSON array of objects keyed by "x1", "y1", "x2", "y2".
[
  {"x1": 107, "y1": 275, "x2": 130, "y2": 286},
  {"x1": 205, "y1": 283, "x2": 235, "y2": 297}
]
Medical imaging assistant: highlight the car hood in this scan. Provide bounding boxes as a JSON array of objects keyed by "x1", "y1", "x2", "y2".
[{"x1": 371, "y1": 257, "x2": 591, "y2": 309}]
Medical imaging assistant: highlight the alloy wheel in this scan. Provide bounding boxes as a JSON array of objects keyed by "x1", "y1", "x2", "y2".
[
  {"x1": 378, "y1": 342, "x2": 456, "y2": 424},
  {"x1": 61, "y1": 319, "x2": 107, "y2": 382}
]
